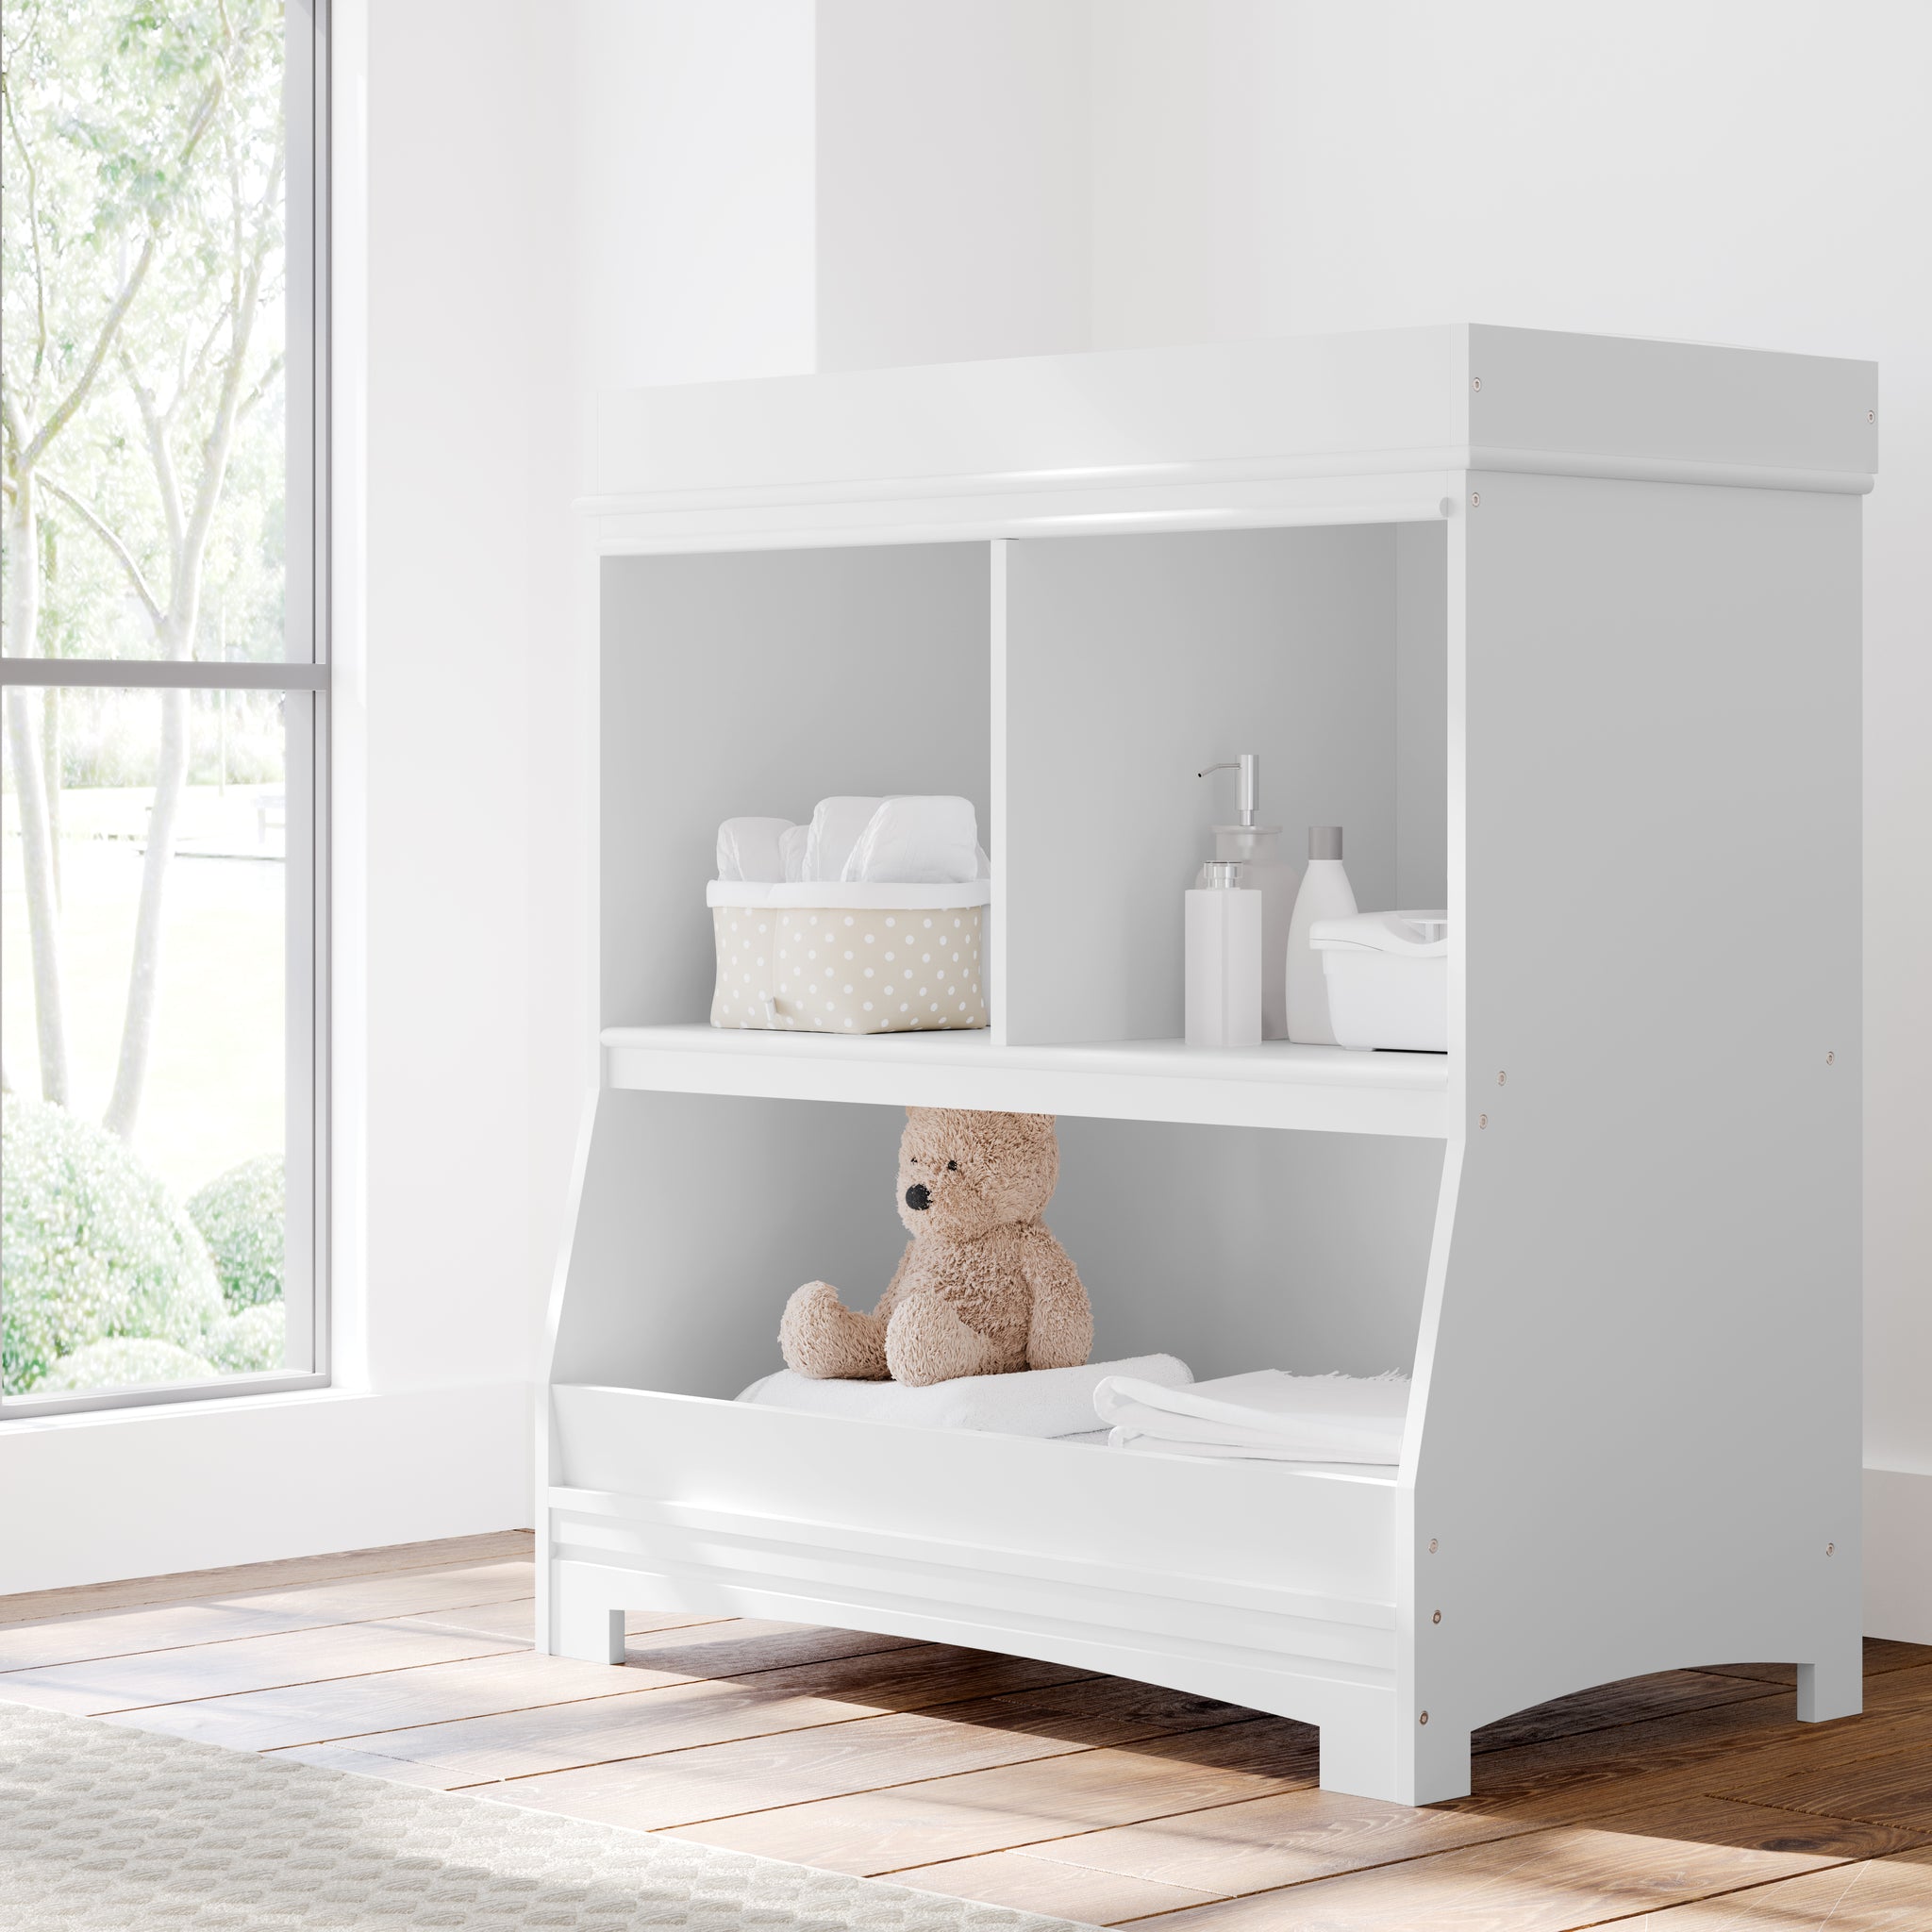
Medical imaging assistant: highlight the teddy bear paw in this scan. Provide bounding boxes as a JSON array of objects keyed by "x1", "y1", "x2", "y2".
[
  {"x1": 779, "y1": 1281, "x2": 889, "y2": 1380},
  {"x1": 885, "y1": 1297, "x2": 1007, "y2": 1389}
]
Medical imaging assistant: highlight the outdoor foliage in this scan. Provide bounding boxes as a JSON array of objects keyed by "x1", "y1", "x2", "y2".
[
  {"x1": 189, "y1": 1151, "x2": 282, "y2": 1308},
  {"x1": 0, "y1": 1091, "x2": 222, "y2": 1392},
  {"x1": 36, "y1": 1334, "x2": 213, "y2": 1391},
  {"x1": 204, "y1": 1298, "x2": 281, "y2": 1373}
]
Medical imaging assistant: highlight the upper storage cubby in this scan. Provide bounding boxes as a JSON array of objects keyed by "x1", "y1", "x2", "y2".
[
  {"x1": 601, "y1": 542, "x2": 990, "y2": 1029},
  {"x1": 1001, "y1": 523, "x2": 1446, "y2": 1046}
]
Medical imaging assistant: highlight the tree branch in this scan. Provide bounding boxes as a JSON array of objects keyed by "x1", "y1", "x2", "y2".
[
  {"x1": 36, "y1": 474, "x2": 162, "y2": 627},
  {"x1": 0, "y1": 68, "x2": 49, "y2": 388},
  {"x1": 169, "y1": 145, "x2": 283, "y2": 645},
  {"x1": 237, "y1": 350, "x2": 284, "y2": 420},
  {"x1": 20, "y1": 231, "x2": 155, "y2": 471},
  {"x1": 122, "y1": 348, "x2": 185, "y2": 560}
]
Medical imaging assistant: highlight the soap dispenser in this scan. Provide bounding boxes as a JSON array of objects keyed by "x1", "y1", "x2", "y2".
[
  {"x1": 1196, "y1": 756, "x2": 1296, "y2": 1039},
  {"x1": 1286, "y1": 825, "x2": 1357, "y2": 1044},
  {"x1": 1185, "y1": 859, "x2": 1262, "y2": 1048}
]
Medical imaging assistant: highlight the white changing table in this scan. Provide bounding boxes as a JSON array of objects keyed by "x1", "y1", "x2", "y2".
[{"x1": 541, "y1": 325, "x2": 1871, "y2": 1805}]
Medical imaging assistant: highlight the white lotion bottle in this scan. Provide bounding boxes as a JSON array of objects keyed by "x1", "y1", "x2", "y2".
[
  {"x1": 1186, "y1": 860, "x2": 1263, "y2": 1048},
  {"x1": 1197, "y1": 755, "x2": 1296, "y2": 1039},
  {"x1": 1286, "y1": 825, "x2": 1357, "y2": 1044}
]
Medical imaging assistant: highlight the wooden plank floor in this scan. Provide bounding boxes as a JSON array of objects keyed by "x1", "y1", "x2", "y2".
[{"x1": 5, "y1": 1533, "x2": 1930, "y2": 1929}]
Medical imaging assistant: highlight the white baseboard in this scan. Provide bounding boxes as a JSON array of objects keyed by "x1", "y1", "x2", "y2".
[
  {"x1": 1865, "y1": 1465, "x2": 1932, "y2": 1642},
  {"x1": 0, "y1": 1382, "x2": 533, "y2": 1596}
]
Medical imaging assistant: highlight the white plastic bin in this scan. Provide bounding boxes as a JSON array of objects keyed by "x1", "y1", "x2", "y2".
[
  {"x1": 1308, "y1": 910, "x2": 1448, "y2": 1053},
  {"x1": 708, "y1": 881, "x2": 991, "y2": 1032}
]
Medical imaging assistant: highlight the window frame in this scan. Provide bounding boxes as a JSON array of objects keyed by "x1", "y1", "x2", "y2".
[{"x1": 0, "y1": 0, "x2": 332, "y2": 1419}]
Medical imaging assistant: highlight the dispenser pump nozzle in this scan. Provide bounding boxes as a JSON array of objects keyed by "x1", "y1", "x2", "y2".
[{"x1": 1198, "y1": 753, "x2": 1259, "y2": 827}]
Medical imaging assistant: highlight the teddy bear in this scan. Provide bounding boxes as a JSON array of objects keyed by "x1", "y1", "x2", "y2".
[{"x1": 779, "y1": 1108, "x2": 1092, "y2": 1388}]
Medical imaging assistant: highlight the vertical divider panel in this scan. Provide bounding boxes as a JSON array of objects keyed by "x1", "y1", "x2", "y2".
[{"x1": 990, "y1": 540, "x2": 1010, "y2": 1046}]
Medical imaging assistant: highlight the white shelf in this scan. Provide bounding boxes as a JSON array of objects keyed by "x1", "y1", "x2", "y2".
[{"x1": 601, "y1": 1023, "x2": 1451, "y2": 1138}]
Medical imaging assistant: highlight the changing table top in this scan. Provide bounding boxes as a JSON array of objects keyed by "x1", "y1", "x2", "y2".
[{"x1": 579, "y1": 324, "x2": 1878, "y2": 552}]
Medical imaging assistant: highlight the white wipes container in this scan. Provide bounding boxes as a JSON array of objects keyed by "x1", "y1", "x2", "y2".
[{"x1": 1308, "y1": 910, "x2": 1449, "y2": 1052}]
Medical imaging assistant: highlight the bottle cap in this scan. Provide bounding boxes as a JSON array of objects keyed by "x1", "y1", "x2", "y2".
[{"x1": 1308, "y1": 825, "x2": 1343, "y2": 860}]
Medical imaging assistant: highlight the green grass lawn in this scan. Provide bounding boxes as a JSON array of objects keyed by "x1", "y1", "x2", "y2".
[{"x1": 3, "y1": 786, "x2": 284, "y2": 1202}]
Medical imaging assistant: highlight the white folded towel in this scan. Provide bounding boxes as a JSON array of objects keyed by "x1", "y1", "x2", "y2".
[
  {"x1": 738, "y1": 1354, "x2": 1193, "y2": 1440},
  {"x1": 716, "y1": 817, "x2": 795, "y2": 884},
  {"x1": 1096, "y1": 1369, "x2": 1409, "y2": 1467},
  {"x1": 802, "y1": 797, "x2": 882, "y2": 882},
  {"x1": 841, "y1": 796, "x2": 981, "y2": 885}
]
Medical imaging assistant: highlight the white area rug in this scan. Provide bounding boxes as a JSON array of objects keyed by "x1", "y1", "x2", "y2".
[{"x1": 0, "y1": 1701, "x2": 1093, "y2": 1931}]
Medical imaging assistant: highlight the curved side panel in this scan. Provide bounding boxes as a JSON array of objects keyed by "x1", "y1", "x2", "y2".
[{"x1": 1402, "y1": 472, "x2": 1863, "y2": 1802}]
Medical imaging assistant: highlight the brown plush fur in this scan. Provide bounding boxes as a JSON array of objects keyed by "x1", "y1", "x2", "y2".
[{"x1": 779, "y1": 1108, "x2": 1093, "y2": 1388}]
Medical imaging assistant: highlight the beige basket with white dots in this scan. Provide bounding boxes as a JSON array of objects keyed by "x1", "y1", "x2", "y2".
[{"x1": 707, "y1": 881, "x2": 992, "y2": 1033}]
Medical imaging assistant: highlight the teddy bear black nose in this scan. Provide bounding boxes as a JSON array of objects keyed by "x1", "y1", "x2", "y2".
[{"x1": 904, "y1": 1183, "x2": 931, "y2": 1211}]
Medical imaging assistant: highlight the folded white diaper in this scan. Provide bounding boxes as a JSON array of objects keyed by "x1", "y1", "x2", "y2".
[
  {"x1": 738, "y1": 1354, "x2": 1193, "y2": 1441},
  {"x1": 802, "y1": 797, "x2": 882, "y2": 883},
  {"x1": 1096, "y1": 1368, "x2": 1410, "y2": 1467},
  {"x1": 779, "y1": 824, "x2": 809, "y2": 882},
  {"x1": 715, "y1": 817, "x2": 794, "y2": 884},
  {"x1": 716, "y1": 797, "x2": 989, "y2": 888},
  {"x1": 841, "y1": 795, "x2": 980, "y2": 885}
]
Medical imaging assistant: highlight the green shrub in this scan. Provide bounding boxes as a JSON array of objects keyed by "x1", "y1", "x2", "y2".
[
  {"x1": 37, "y1": 1338, "x2": 218, "y2": 1393},
  {"x1": 2, "y1": 1096, "x2": 225, "y2": 1395},
  {"x1": 205, "y1": 1301, "x2": 285, "y2": 1374},
  {"x1": 188, "y1": 1155, "x2": 285, "y2": 1311}
]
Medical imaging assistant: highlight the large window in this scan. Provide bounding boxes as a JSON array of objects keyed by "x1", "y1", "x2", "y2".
[{"x1": 1, "y1": 0, "x2": 326, "y2": 1413}]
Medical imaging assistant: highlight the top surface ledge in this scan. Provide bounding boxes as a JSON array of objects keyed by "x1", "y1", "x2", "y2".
[{"x1": 583, "y1": 325, "x2": 1878, "y2": 506}]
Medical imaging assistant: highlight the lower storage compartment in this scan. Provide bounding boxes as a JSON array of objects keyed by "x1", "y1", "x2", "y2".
[{"x1": 546, "y1": 1382, "x2": 1399, "y2": 1737}]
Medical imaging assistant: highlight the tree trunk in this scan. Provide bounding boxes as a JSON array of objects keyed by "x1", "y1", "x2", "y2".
[
  {"x1": 103, "y1": 681, "x2": 189, "y2": 1140},
  {"x1": 42, "y1": 686, "x2": 62, "y2": 907},
  {"x1": 5, "y1": 479, "x2": 70, "y2": 1104}
]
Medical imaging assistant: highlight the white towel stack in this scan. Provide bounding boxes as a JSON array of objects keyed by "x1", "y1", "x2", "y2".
[
  {"x1": 739, "y1": 1355, "x2": 1193, "y2": 1441},
  {"x1": 1093, "y1": 1368, "x2": 1410, "y2": 1469},
  {"x1": 717, "y1": 797, "x2": 990, "y2": 886}
]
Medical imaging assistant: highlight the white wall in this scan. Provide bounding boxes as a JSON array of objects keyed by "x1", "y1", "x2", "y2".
[
  {"x1": 1, "y1": 0, "x2": 571, "y2": 1591},
  {"x1": 575, "y1": 0, "x2": 816, "y2": 390},
  {"x1": 1088, "y1": 0, "x2": 1294, "y2": 349},
  {"x1": 816, "y1": 0, "x2": 1091, "y2": 370}
]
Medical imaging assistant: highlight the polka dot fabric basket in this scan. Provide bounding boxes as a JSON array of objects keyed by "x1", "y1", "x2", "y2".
[{"x1": 707, "y1": 881, "x2": 992, "y2": 1033}]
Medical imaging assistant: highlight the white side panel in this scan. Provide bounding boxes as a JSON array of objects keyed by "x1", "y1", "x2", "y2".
[
  {"x1": 1004, "y1": 526, "x2": 1398, "y2": 1046},
  {"x1": 1407, "y1": 475, "x2": 1863, "y2": 1800},
  {"x1": 1469, "y1": 326, "x2": 1877, "y2": 489}
]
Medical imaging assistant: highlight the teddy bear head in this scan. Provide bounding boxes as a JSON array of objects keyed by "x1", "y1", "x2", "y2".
[{"x1": 895, "y1": 1107, "x2": 1058, "y2": 1240}]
